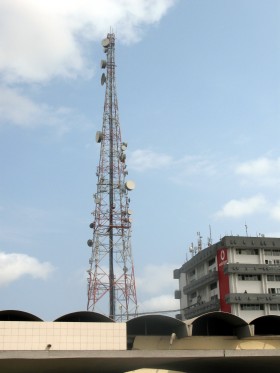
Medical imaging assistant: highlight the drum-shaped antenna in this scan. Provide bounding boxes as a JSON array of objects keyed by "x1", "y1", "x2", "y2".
[
  {"x1": 96, "y1": 131, "x2": 103, "y2": 143},
  {"x1": 119, "y1": 153, "x2": 126, "y2": 162},
  {"x1": 102, "y1": 38, "x2": 110, "y2": 47},
  {"x1": 101, "y1": 60, "x2": 107, "y2": 69},
  {"x1": 125, "y1": 180, "x2": 136, "y2": 191},
  {"x1": 101, "y1": 73, "x2": 106, "y2": 85}
]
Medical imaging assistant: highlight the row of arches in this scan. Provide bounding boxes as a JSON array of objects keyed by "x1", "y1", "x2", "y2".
[{"x1": 0, "y1": 310, "x2": 280, "y2": 336}]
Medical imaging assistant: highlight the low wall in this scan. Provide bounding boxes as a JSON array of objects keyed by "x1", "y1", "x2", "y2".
[
  {"x1": 0, "y1": 321, "x2": 126, "y2": 351},
  {"x1": 132, "y1": 335, "x2": 280, "y2": 350}
]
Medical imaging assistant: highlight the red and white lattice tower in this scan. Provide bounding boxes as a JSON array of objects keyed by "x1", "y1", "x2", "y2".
[{"x1": 87, "y1": 33, "x2": 138, "y2": 321}]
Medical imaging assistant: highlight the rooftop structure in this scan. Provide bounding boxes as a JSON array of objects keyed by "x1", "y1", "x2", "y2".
[{"x1": 1, "y1": 309, "x2": 280, "y2": 372}]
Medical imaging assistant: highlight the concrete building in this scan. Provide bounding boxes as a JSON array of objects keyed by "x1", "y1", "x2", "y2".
[{"x1": 174, "y1": 236, "x2": 280, "y2": 321}]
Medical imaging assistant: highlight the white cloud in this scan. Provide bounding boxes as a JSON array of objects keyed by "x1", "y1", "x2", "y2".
[
  {"x1": 265, "y1": 232, "x2": 280, "y2": 238},
  {"x1": 139, "y1": 295, "x2": 179, "y2": 313},
  {"x1": 0, "y1": 86, "x2": 87, "y2": 133},
  {"x1": 215, "y1": 195, "x2": 267, "y2": 218},
  {"x1": 0, "y1": 86, "x2": 42, "y2": 127},
  {"x1": 170, "y1": 155, "x2": 217, "y2": 185},
  {"x1": 129, "y1": 149, "x2": 173, "y2": 171},
  {"x1": 0, "y1": 0, "x2": 176, "y2": 83},
  {"x1": 136, "y1": 263, "x2": 176, "y2": 295},
  {"x1": 0, "y1": 252, "x2": 54, "y2": 287},
  {"x1": 270, "y1": 202, "x2": 280, "y2": 222},
  {"x1": 129, "y1": 149, "x2": 217, "y2": 181},
  {"x1": 235, "y1": 157, "x2": 280, "y2": 187},
  {"x1": 136, "y1": 263, "x2": 179, "y2": 314}
]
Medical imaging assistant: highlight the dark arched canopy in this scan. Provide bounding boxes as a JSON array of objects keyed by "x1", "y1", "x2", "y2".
[
  {"x1": 127, "y1": 314, "x2": 186, "y2": 336},
  {"x1": 0, "y1": 310, "x2": 42, "y2": 321},
  {"x1": 250, "y1": 315, "x2": 280, "y2": 335},
  {"x1": 191, "y1": 311, "x2": 248, "y2": 336},
  {"x1": 54, "y1": 311, "x2": 114, "y2": 322}
]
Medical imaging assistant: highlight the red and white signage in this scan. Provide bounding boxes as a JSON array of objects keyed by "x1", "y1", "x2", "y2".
[{"x1": 217, "y1": 248, "x2": 231, "y2": 313}]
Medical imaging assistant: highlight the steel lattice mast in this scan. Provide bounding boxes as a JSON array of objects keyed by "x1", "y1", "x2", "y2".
[{"x1": 87, "y1": 33, "x2": 138, "y2": 321}]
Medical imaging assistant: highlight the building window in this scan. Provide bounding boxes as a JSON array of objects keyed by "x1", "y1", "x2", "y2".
[
  {"x1": 270, "y1": 304, "x2": 279, "y2": 311},
  {"x1": 265, "y1": 249, "x2": 280, "y2": 256},
  {"x1": 265, "y1": 259, "x2": 280, "y2": 264},
  {"x1": 211, "y1": 294, "x2": 218, "y2": 301},
  {"x1": 240, "y1": 304, "x2": 264, "y2": 310},
  {"x1": 238, "y1": 274, "x2": 261, "y2": 281},
  {"x1": 188, "y1": 269, "x2": 196, "y2": 283},
  {"x1": 268, "y1": 288, "x2": 280, "y2": 294},
  {"x1": 208, "y1": 258, "x2": 215, "y2": 266},
  {"x1": 236, "y1": 249, "x2": 258, "y2": 255},
  {"x1": 189, "y1": 269, "x2": 195, "y2": 277},
  {"x1": 210, "y1": 282, "x2": 217, "y2": 290},
  {"x1": 267, "y1": 275, "x2": 280, "y2": 281}
]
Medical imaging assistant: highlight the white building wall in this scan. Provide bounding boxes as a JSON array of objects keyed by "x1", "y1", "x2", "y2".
[
  {"x1": 234, "y1": 253, "x2": 260, "y2": 264},
  {"x1": 239, "y1": 310, "x2": 265, "y2": 321},
  {"x1": 235, "y1": 279, "x2": 263, "y2": 293},
  {"x1": 179, "y1": 273, "x2": 188, "y2": 310},
  {"x1": 0, "y1": 321, "x2": 126, "y2": 351},
  {"x1": 197, "y1": 263, "x2": 205, "y2": 279}
]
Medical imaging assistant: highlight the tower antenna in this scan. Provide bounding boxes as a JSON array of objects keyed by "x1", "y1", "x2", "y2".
[
  {"x1": 245, "y1": 222, "x2": 248, "y2": 237},
  {"x1": 207, "y1": 225, "x2": 212, "y2": 246},
  {"x1": 87, "y1": 33, "x2": 138, "y2": 321},
  {"x1": 197, "y1": 231, "x2": 202, "y2": 252}
]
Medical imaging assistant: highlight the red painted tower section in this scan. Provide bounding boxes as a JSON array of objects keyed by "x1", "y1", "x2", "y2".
[{"x1": 87, "y1": 33, "x2": 138, "y2": 321}]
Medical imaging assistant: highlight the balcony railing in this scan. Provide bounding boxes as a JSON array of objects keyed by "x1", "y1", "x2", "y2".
[
  {"x1": 226, "y1": 292, "x2": 280, "y2": 304},
  {"x1": 183, "y1": 298, "x2": 220, "y2": 319},
  {"x1": 183, "y1": 271, "x2": 218, "y2": 295}
]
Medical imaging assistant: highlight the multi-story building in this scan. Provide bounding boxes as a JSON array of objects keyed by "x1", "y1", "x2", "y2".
[{"x1": 174, "y1": 236, "x2": 280, "y2": 322}]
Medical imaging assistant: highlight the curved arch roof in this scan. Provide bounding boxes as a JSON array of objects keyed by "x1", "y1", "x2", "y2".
[
  {"x1": 191, "y1": 311, "x2": 248, "y2": 336},
  {"x1": 127, "y1": 314, "x2": 186, "y2": 336},
  {"x1": 192, "y1": 311, "x2": 248, "y2": 326},
  {"x1": 0, "y1": 310, "x2": 42, "y2": 321},
  {"x1": 250, "y1": 315, "x2": 280, "y2": 335},
  {"x1": 54, "y1": 311, "x2": 114, "y2": 322}
]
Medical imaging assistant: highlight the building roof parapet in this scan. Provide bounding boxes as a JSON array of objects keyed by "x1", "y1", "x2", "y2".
[
  {"x1": 174, "y1": 290, "x2": 181, "y2": 299},
  {"x1": 226, "y1": 293, "x2": 280, "y2": 304},
  {"x1": 176, "y1": 245, "x2": 218, "y2": 275},
  {"x1": 225, "y1": 263, "x2": 280, "y2": 275},
  {"x1": 174, "y1": 236, "x2": 280, "y2": 278},
  {"x1": 221, "y1": 236, "x2": 280, "y2": 248},
  {"x1": 173, "y1": 269, "x2": 180, "y2": 279}
]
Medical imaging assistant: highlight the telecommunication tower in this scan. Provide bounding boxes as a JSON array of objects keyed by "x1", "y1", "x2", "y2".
[{"x1": 87, "y1": 33, "x2": 138, "y2": 321}]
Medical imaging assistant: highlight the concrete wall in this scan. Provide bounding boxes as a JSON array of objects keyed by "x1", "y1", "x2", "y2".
[
  {"x1": 132, "y1": 335, "x2": 280, "y2": 351},
  {"x1": 0, "y1": 321, "x2": 126, "y2": 351}
]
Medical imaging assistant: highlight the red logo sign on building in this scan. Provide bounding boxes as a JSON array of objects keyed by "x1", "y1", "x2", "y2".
[{"x1": 217, "y1": 248, "x2": 231, "y2": 313}]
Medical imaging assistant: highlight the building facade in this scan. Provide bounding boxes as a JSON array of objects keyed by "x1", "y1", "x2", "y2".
[{"x1": 174, "y1": 236, "x2": 280, "y2": 322}]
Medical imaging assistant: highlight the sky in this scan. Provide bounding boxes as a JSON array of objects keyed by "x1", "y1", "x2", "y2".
[{"x1": 0, "y1": 0, "x2": 279, "y2": 321}]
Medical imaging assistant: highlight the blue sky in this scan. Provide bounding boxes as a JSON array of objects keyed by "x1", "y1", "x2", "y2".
[{"x1": 0, "y1": 0, "x2": 279, "y2": 320}]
